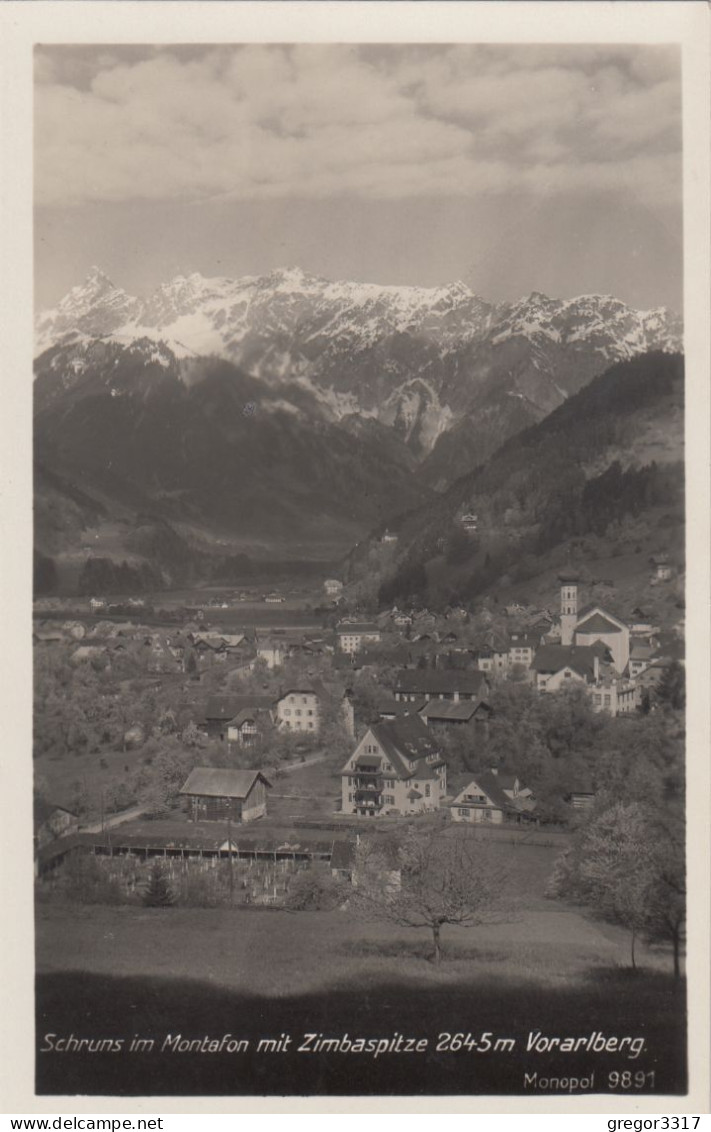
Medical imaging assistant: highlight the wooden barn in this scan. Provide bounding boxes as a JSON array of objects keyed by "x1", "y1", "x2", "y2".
[{"x1": 179, "y1": 768, "x2": 272, "y2": 824}]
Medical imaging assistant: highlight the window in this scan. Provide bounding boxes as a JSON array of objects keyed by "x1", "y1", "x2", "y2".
[
  {"x1": 302, "y1": 697, "x2": 307, "y2": 704},
  {"x1": 384, "y1": 795, "x2": 395, "y2": 806},
  {"x1": 425, "y1": 784, "x2": 431, "y2": 797},
  {"x1": 295, "y1": 709, "x2": 302, "y2": 717},
  {"x1": 458, "y1": 807, "x2": 470, "y2": 817},
  {"x1": 289, "y1": 696, "x2": 295, "y2": 704},
  {"x1": 307, "y1": 710, "x2": 313, "y2": 716},
  {"x1": 308, "y1": 722, "x2": 313, "y2": 729},
  {"x1": 284, "y1": 708, "x2": 291, "y2": 716}
]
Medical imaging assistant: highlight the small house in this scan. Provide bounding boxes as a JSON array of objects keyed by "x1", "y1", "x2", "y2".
[
  {"x1": 204, "y1": 693, "x2": 273, "y2": 740},
  {"x1": 226, "y1": 707, "x2": 274, "y2": 747},
  {"x1": 418, "y1": 698, "x2": 492, "y2": 733},
  {"x1": 179, "y1": 767, "x2": 272, "y2": 824},
  {"x1": 450, "y1": 770, "x2": 534, "y2": 825},
  {"x1": 33, "y1": 800, "x2": 79, "y2": 852}
]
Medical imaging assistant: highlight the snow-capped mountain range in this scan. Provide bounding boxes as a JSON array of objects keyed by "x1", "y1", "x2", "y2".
[{"x1": 36, "y1": 266, "x2": 682, "y2": 471}]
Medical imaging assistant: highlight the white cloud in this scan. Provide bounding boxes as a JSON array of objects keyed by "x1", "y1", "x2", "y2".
[{"x1": 34, "y1": 44, "x2": 681, "y2": 211}]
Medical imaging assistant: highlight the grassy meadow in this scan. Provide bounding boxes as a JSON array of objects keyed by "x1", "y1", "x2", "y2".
[{"x1": 35, "y1": 889, "x2": 686, "y2": 1096}]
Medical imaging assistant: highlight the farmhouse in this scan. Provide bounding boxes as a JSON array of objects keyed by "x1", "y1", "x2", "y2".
[
  {"x1": 336, "y1": 621, "x2": 382, "y2": 654},
  {"x1": 341, "y1": 716, "x2": 446, "y2": 817},
  {"x1": 393, "y1": 668, "x2": 489, "y2": 703},
  {"x1": 34, "y1": 800, "x2": 79, "y2": 851},
  {"x1": 226, "y1": 707, "x2": 274, "y2": 747},
  {"x1": 450, "y1": 770, "x2": 535, "y2": 825},
  {"x1": 204, "y1": 694, "x2": 273, "y2": 740},
  {"x1": 418, "y1": 698, "x2": 492, "y2": 733},
  {"x1": 179, "y1": 767, "x2": 272, "y2": 823}
]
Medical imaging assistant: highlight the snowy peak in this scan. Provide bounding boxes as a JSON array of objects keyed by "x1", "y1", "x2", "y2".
[{"x1": 35, "y1": 266, "x2": 682, "y2": 466}]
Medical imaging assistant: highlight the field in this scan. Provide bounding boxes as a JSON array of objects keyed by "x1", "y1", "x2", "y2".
[
  {"x1": 35, "y1": 816, "x2": 686, "y2": 1099},
  {"x1": 35, "y1": 899, "x2": 685, "y2": 1097}
]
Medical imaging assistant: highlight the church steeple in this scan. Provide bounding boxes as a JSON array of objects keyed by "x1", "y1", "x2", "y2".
[{"x1": 559, "y1": 573, "x2": 579, "y2": 646}]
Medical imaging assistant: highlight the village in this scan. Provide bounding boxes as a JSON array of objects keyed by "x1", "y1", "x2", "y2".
[{"x1": 33, "y1": 554, "x2": 685, "y2": 922}]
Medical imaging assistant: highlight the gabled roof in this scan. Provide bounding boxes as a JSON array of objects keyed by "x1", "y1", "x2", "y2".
[
  {"x1": 33, "y1": 799, "x2": 77, "y2": 827},
  {"x1": 229, "y1": 707, "x2": 274, "y2": 729},
  {"x1": 277, "y1": 679, "x2": 327, "y2": 701},
  {"x1": 205, "y1": 694, "x2": 273, "y2": 721},
  {"x1": 179, "y1": 767, "x2": 272, "y2": 799},
  {"x1": 454, "y1": 771, "x2": 518, "y2": 813},
  {"x1": 575, "y1": 612, "x2": 623, "y2": 635},
  {"x1": 576, "y1": 604, "x2": 627, "y2": 631},
  {"x1": 509, "y1": 633, "x2": 540, "y2": 649},
  {"x1": 336, "y1": 621, "x2": 381, "y2": 635},
  {"x1": 419, "y1": 698, "x2": 491, "y2": 722},
  {"x1": 394, "y1": 668, "x2": 488, "y2": 696},
  {"x1": 532, "y1": 644, "x2": 604, "y2": 681},
  {"x1": 357, "y1": 717, "x2": 442, "y2": 782}
]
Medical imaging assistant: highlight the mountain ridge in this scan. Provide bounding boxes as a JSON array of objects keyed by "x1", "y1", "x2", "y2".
[{"x1": 36, "y1": 267, "x2": 682, "y2": 476}]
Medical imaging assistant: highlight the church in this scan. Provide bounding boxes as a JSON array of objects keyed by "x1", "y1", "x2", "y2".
[{"x1": 558, "y1": 574, "x2": 630, "y2": 673}]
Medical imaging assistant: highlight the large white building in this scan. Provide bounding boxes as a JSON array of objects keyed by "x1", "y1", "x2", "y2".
[
  {"x1": 341, "y1": 717, "x2": 446, "y2": 817},
  {"x1": 336, "y1": 621, "x2": 381, "y2": 654}
]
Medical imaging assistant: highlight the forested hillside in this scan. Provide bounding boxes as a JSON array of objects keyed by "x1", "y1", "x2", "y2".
[{"x1": 358, "y1": 351, "x2": 684, "y2": 610}]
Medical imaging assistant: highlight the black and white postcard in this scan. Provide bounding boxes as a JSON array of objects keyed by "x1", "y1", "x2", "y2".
[{"x1": 1, "y1": 0, "x2": 709, "y2": 1115}]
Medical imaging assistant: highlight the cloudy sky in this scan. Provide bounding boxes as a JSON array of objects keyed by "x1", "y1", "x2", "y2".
[{"x1": 34, "y1": 43, "x2": 682, "y2": 310}]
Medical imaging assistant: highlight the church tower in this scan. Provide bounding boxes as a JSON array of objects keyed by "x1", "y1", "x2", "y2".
[{"x1": 559, "y1": 574, "x2": 579, "y2": 646}]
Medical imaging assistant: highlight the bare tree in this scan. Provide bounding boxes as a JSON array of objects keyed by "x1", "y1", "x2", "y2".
[{"x1": 352, "y1": 827, "x2": 508, "y2": 964}]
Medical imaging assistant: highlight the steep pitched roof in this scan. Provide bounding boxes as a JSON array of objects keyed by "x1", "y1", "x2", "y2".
[
  {"x1": 419, "y1": 699, "x2": 491, "y2": 722},
  {"x1": 229, "y1": 707, "x2": 274, "y2": 729},
  {"x1": 179, "y1": 767, "x2": 272, "y2": 799},
  {"x1": 454, "y1": 771, "x2": 518, "y2": 813},
  {"x1": 33, "y1": 799, "x2": 77, "y2": 827},
  {"x1": 205, "y1": 694, "x2": 273, "y2": 721},
  {"x1": 532, "y1": 644, "x2": 604, "y2": 681},
  {"x1": 575, "y1": 612, "x2": 623, "y2": 635},
  {"x1": 363, "y1": 717, "x2": 443, "y2": 781}
]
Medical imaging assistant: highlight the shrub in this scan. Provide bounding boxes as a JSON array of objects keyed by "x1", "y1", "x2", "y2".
[{"x1": 285, "y1": 869, "x2": 347, "y2": 911}]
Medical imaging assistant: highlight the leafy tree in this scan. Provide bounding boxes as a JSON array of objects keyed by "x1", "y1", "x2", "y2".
[
  {"x1": 285, "y1": 870, "x2": 347, "y2": 911},
  {"x1": 655, "y1": 660, "x2": 685, "y2": 711},
  {"x1": 353, "y1": 828, "x2": 507, "y2": 965},
  {"x1": 143, "y1": 861, "x2": 175, "y2": 907},
  {"x1": 549, "y1": 802, "x2": 685, "y2": 974}
]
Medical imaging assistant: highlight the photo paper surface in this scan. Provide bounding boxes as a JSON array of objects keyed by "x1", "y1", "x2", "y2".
[{"x1": 1, "y1": 0, "x2": 709, "y2": 1114}]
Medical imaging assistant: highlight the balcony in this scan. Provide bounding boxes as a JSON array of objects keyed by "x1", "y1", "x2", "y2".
[{"x1": 354, "y1": 789, "x2": 383, "y2": 806}]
